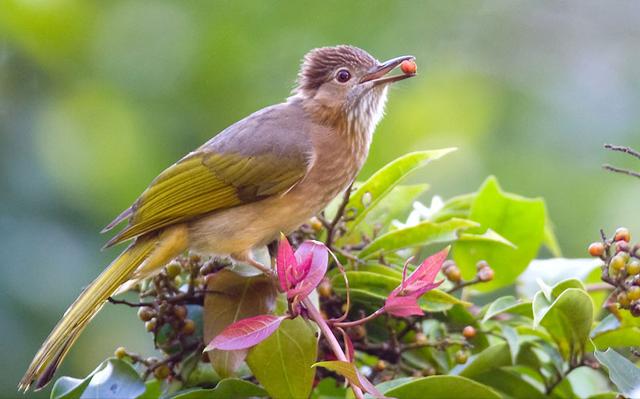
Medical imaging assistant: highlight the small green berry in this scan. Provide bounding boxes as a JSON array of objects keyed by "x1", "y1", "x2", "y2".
[
  {"x1": 153, "y1": 364, "x2": 171, "y2": 380},
  {"x1": 627, "y1": 259, "x2": 640, "y2": 276},
  {"x1": 165, "y1": 262, "x2": 182, "y2": 279},
  {"x1": 454, "y1": 350, "x2": 469, "y2": 364},
  {"x1": 628, "y1": 286, "x2": 640, "y2": 301}
]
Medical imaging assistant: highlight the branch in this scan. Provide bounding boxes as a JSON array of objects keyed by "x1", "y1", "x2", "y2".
[
  {"x1": 604, "y1": 143, "x2": 640, "y2": 160},
  {"x1": 603, "y1": 164, "x2": 640, "y2": 179},
  {"x1": 326, "y1": 183, "x2": 353, "y2": 248}
]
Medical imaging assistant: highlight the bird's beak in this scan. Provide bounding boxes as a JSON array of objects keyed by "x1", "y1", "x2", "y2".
[{"x1": 359, "y1": 55, "x2": 416, "y2": 86}]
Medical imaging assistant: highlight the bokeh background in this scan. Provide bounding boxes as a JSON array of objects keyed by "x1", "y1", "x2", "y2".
[{"x1": 1, "y1": 1, "x2": 639, "y2": 397}]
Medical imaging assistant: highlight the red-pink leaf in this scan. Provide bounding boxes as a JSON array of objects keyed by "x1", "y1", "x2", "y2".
[
  {"x1": 205, "y1": 315, "x2": 286, "y2": 351},
  {"x1": 405, "y1": 247, "x2": 449, "y2": 287},
  {"x1": 277, "y1": 234, "x2": 296, "y2": 292},
  {"x1": 287, "y1": 241, "x2": 328, "y2": 299},
  {"x1": 384, "y1": 295, "x2": 424, "y2": 317}
]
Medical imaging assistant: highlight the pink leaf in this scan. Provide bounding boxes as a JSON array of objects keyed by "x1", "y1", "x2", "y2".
[
  {"x1": 277, "y1": 234, "x2": 296, "y2": 292},
  {"x1": 205, "y1": 315, "x2": 286, "y2": 351},
  {"x1": 405, "y1": 247, "x2": 449, "y2": 287},
  {"x1": 384, "y1": 295, "x2": 424, "y2": 317},
  {"x1": 287, "y1": 241, "x2": 328, "y2": 300}
]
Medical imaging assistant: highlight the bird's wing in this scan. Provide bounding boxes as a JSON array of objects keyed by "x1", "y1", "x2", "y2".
[{"x1": 103, "y1": 104, "x2": 312, "y2": 247}]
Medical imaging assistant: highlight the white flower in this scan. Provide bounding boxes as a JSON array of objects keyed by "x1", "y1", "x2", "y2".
[{"x1": 392, "y1": 196, "x2": 444, "y2": 229}]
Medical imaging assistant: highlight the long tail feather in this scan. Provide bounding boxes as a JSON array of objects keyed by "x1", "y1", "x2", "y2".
[{"x1": 19, "y1": 225, "x2": 188, "y2": 391}]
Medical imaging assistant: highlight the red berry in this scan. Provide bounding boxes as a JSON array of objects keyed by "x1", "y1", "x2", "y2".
[
  {"x1": 400, "y1": 59, "x2": 417, "y2": 74},
  {"x1": 614, "y1": 227, "x2": 631, "y2": 243},
  {"x1": 588, "y1": 242, "x2": 605, "y2": 257}
]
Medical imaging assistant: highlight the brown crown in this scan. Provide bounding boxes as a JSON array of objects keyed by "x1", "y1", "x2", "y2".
[{"x1": 297, "y1": 45, "x2": 377, "y2": 93}]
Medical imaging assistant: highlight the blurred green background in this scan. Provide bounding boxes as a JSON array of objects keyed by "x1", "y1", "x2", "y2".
[{"x1": 1, "y1": 1, "x2": 639, "y2": 396}]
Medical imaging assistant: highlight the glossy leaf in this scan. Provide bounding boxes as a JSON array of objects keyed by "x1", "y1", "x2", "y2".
[
  {"x1": 204, "y1": 270, "x2": 277, "y2": 377},
  {"x1": 247, "y1": 317, "x2": 318, "y2": 399},
  {"x1": 358, "y1": 218, "x2": 479, "y2": 258},
  {"x1": 594, "y1": 348, "x2": 640, "y2": 397},
  {"x1": 472, "y1": 369, "x2": 546, "y2": 399},
  {"x1": 170, "y1": 378, "x2": 267, "y2": 399},
  {"x1": 453, "y1": 176, "x2": 547, "y2": 292},
  {"x1": 340, "y1": 149, "x2": 456, "y2": 243},
  {"x1": 533, "y1": 286, "x2": 593, "y2": 361},
  {"x1": 51, "y1": 358, "x2": 145, "y2": 399},
  {"x1": 482, "y1": 295, "x2": 532, "y2": 323},
  {"x1": 384, "y1": 375, "x2": 501, "y2": 399},
  {"x1": 458, "y1": 343, "x2": 511, "y2": 379},
  {"x1": 205, "y1": 314, "x2": 286, "y2": 351}
]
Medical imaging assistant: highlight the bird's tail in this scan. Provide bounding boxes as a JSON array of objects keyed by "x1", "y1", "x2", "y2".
[{"x1": 18, "y1": 225, "x2": 188, "y2": 392}]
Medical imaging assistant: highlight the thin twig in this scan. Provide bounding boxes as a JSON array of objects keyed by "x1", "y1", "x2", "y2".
[
  {"x1": 603, "y1": 164, "x2": 640, "y2": 179},
  {"x1": 107, "y1": 297, "x2": 154, "y2": 307},
  {"x1": 326, "y1": 183, "x2": 353, "y2": 248},
  {"x1": 604, "y1": 143, "x2": 640, "y2": 160}
]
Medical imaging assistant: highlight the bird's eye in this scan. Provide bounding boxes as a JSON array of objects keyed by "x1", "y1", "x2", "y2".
[{"x1": 336, "y1": 69, "x2": 351, "y2": 83}]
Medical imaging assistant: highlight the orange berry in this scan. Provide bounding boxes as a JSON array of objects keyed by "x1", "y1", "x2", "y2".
[
  {"x1": 181, "y1": 319, "x2": 196, "y2": 335},
  {"x1": 615, "y1": 227, "x2": 631, "y2": 242},
  {"x1": 588, "y1": 242, "x2": 605, "y2": 257},
  {"x1": 400, "y1": 59, "x2": 417, "y2": 74},
  {"x1": 462, "y1": 326, "x2": 477, "y2": 339}
]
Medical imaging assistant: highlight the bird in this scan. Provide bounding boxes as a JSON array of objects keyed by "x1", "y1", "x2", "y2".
[{"x1": 19, "y1": 45, "x2": 416, "y2": 391}]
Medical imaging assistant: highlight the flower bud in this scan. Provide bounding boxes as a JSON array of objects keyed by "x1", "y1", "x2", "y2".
[
  {"x1": 414, "y1": 332, "x2": 428, "y2": 345},
  {"x1": 476, "y1": 260, "x2": 489, "y2": 271},
  {"x1": 616, "y1": 240, "x2": 630, "y2": 253}
]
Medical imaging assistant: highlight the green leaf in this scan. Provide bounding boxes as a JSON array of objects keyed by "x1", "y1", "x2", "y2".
[
  {"x1": 360, "y1": 184, "x2": 429, "y2": 235},
  {"x1": 331, "y1": 271, "x2": 469, "y2": 312},
  {"x1": 51, "y1": 377, "x2": 91, "y2": 399},
  {"x1": 591, "y1": 314, "x2": 640, "y2": 349},
  {"x1": 358, "y1": 218, "x2": 479, "y2": 258},
  {"x1": 384, "y1": 375, "x2": 501, "y2": 399},
  {"x1": 458, "y1": 343, "x2": 511, "y2": 379},
  {"x1": 472, "y1": 369, "x2": 546, "y2": 399},
  {"x1": 482, "y1": 295, "x2": 532, "y2": 323},
  {"x1": 311, "y1": 378, "x2": 348, "y2": 399},
  {"x1": 453, "y1": 176, "x2": 547, "y2": 292},
  {"x1": 594, "y1": 349, "x2": 640, "y2": 397},
  {"x1": 339, "y1": 149, "x2": 456, "y2": 244},
  {"x1": 137, "y1": 379, "x2": 162, "y2": 399},
  {"x1": 51, "y1": 358, "x2": 145, "y2": 399},
  {"x1": 533, "y1": 287, "x2": 594, "y2": 361},
  {"x1": 170, "y1": 378, "x2": 267, "y2": 399},
  {"x1": 457, "y1": 228, "x2": 516, "y2": 248},
  {"x1": 203, "y1": 270, "x2": 277, "y2": 377},
  {"x1": 501, "y1": 324, "x2": 520, "y2": 364},
  {"x1": 247, "y1": 317, "x2": 318, "y2": 399},
  {"x1": 430, "y1": 194, "x2": 475, "y2": 223}
]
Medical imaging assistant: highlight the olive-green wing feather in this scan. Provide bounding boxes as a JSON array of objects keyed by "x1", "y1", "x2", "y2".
[
  {"x1": 104, "y1": 150, "x2": 308, "y2": 247},
  {"x1": 103, "y1": 102, "x2": 312, "y2": 247}
]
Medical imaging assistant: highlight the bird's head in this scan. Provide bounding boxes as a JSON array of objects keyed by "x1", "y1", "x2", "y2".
[{"x1": 294, "y1": 45, "x2": 416, "y2": 133}]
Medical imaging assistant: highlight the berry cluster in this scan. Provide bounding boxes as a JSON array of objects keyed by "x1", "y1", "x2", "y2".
[
  {"x1": 589, "y1": 227, "x2": 640, "y2": 316},
  {"x1": 442, "y1": 259, "x2": 495, "y2": 291},
  {"x1": 110, "y1": 255, "x2": 219, "y2": 381}
]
